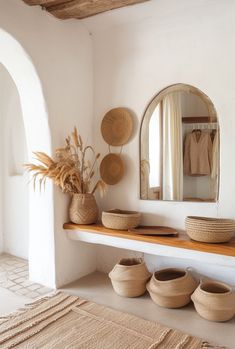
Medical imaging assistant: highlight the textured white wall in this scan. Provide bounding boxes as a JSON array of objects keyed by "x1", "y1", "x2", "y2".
[
  {"x1": 0, "y1": 0, "x2": 97, "y2": 287},
  {"x1": 89, "y1": 0, "x2": 235, "y2": 283},
  {"x1": 0, "y1": 84, "x2": 2, "y2": 253}
]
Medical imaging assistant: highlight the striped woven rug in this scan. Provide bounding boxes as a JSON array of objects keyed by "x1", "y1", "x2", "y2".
[{"x1": 0, "y1": 292, "x2": 223, "y2": 349}]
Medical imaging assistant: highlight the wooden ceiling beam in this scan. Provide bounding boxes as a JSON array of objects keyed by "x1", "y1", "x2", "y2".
[
  {"x1": 22, "y1": 0, "x2": 149, "y2": 19},
  {"x1": 48, "y1": 0, "x2": 149, "y2": 19},
  {"x1": 23, "y1": 0, "x2": 68, "y2": 5}
]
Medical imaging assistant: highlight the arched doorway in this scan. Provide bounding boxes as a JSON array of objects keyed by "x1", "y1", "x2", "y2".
[
  {"x1": 0, "y1": 28, "x2": 55, "y2": 288},
  {"x1": 0, "y1": 63, "x2": 29, "y2": 259}
]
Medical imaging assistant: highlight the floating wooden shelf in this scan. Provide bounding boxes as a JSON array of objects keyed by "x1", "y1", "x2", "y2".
[{"x1": 64, "y1": 222, "x2": 235, "y2": 258}]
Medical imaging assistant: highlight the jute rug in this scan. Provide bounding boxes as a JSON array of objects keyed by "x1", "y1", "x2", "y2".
[{"x1": 0, "y1": 292, "x2": 224, "y2": 349}]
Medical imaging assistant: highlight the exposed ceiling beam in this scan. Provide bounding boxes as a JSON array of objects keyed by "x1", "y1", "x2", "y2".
[
  {"x1": 22, "y1": 0, "x2": 150, "y2": 19},
  {"x1": 23, "y1": 0, "x2": 69, "y2": 5}
]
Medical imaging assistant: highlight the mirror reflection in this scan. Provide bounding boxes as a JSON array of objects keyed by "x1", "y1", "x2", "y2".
[{"x1": 140, "y1": 84, "x2": 219, "y2": 202}]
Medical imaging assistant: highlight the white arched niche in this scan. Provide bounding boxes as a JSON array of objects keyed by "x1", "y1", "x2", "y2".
[{"x1": 0, "y1": 28, "x2": 55, "y2": 288}]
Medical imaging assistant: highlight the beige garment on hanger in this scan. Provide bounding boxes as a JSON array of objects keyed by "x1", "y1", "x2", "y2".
[
  {"x1": 184, "y1": 131, "x2": 212, "y2": 176},
  {"x1": 211, "y1": 130, "x2": 219, "y2": 179}
]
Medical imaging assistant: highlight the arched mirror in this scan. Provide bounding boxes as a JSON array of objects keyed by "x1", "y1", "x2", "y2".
[{"x1": 140, "y1": 84, "x2": 219, "y2": 202}]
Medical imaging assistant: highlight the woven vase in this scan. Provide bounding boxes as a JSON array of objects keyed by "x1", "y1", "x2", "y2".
[
  {"x1": 109, "y1": 258, "x2": 151, "y2": 298},
  {"x1": 191, "y1": 280, "x2": 235, "y2": 322},
  {"x1": 69, "y1": 193, "x2": 99, "y2": 225},
  {"x1": 147, "y1": 268, "x2": 198, "y2": 308}
]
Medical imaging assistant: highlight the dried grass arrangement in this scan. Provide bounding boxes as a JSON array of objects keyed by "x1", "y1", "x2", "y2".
[
  {"x1": 24, "y1": 127, "x2": 106, "y2": 196},
  {"x1": 25, "y1": 127, "x2": 106, "y2": 224}
]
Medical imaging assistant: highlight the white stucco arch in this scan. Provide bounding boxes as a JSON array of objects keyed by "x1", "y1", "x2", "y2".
[{"x1": 0, "y1": 28, "x2": 55, "y2": 287}]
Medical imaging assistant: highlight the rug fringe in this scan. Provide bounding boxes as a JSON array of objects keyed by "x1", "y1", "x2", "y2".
[
  {"x1": 24, "y1": 291, "x2": 60, "y2": 307},
  {"x1": 175, "y1": 335, "x2": 191, "y2": 349},
  {"x1": 0, "y1": 291, "x2": 60, "y2": 323},
  {"x1": 201, "y1": 341, "x2": 226, "y2": 349}
]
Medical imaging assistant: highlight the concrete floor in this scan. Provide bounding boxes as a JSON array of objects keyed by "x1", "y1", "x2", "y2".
[{"x1": 61, "y1": 271, "x2": 235, "y2": 349}]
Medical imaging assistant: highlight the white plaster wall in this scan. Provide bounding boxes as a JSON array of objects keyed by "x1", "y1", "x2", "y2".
[
  {"x1": 0, "y1": 88, "x2": 3, "y2": 253},
  {"x1": 0, "y1": 0, "x2": 97, "y2": 287},
  {"x1": 0, "y1": 64, "x2": 29, "y2": 259},
  {"x1": 88, "y1": 0, "x2": 235, "y2": 283}
]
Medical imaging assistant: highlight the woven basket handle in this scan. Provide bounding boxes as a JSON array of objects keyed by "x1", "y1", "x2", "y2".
[
  {"x1": 199, "y1": 276, "x2": 205, "y2": 284},
  {"x1": 199, "y1": 276, "x2": 211, "y2": 284},
  {"x1": 185, "y1": 269, "x2": 214, "y2": 285},
  {"x1": 186, "y1": 267, "x2": 200, "y2": 283},
  {"x1": 186, "y1": 267, "x2": 194, "y2": 273}
]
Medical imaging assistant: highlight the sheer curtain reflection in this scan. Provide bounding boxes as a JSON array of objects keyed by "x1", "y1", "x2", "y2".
[
  {"x1": 162, "y1": 92, "x2": 183, "y2": 200},
  {"x1": 149, "y1": 104, "x2": 161, "y2": 188}
]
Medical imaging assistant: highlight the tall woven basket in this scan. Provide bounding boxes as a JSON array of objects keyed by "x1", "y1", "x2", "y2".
[
  {"x1": 69, "y1": 193, "x2": 99, "y2": 224},
  {"x1": 109, "y1": 258, "x2": 151, "y2": 297}
]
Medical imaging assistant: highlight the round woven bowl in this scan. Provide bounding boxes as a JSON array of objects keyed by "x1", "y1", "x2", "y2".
[
  {"x1": 109, "y1": 258, "x2": 151, "y2": 297},
  {"x1": 191, "y1": 281, "x2": 235, "y2": 322},
  {"x1": 102, "y1": 209, "x2": 141, "y2": 230},
  {"x1": 147, "y1": 268, "x2": 198, "y2": 308},
  {"x1": 185, "y1": 216, "x2": 235, "y2": 243}
]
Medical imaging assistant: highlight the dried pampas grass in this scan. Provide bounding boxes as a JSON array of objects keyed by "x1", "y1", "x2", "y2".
[{"x1": 24, "y1": 127, "x2": 106, "y2": 196}]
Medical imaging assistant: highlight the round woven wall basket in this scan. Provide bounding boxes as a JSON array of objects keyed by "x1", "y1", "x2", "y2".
[
  {"x1": 101, "y1": 108, "x2": 133, "y2": 146},
  {"x1": 147, "y1": 268, "x2": 198, "y2": 308},
  {"x1": 191, "y1": 280, "x2": 235, "y2": 322},
  {"x1": 100, "y1": 153, "x2": 124, "y2": 185},
  {"x1": 185, "y1": 216, "x2": 235, "y2": 243},
  {"x1": 102, "y1": 209, "x2": 141, "y2": 230},
  {"x1": 109, "y1": 258, "x2": 151, "y2": 297}
]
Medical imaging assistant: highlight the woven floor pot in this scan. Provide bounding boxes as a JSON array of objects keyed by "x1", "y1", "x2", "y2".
[
  {"x1": 102, "y1": 209, "x2": 141, "y2": 230},
  {"x1": 69, "y1": 193, "x2": 99, "y2": 224},
  {"x1": 191, "y1": 280, "x2": 235, "y2": 322},
  {"x1": 185, "y1": 216, "x2": 235, "y2": 243},
  {"x1": 109, "y1": 258, "x2": 151, "y2": 297},
  {"x1": 147, "y1": 268, "x2": 198, "y2": 308}
]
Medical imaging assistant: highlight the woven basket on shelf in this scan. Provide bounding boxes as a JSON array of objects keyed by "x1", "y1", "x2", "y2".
[
  {"x1": 185, "y1": 216, "x2": 235, "y2": 243},
  {"x1": 102, "y1": 209, "x2": 141, "y2": 230},
  {"x1": 147, "y1": 268, "x2": 198, "y2": 308},
  {"x1": 191, "y1": 280, "x2": 235, "y2": 322},
  {"x1": 109, "y1": 258, "x2": 151, "y2": 297}
]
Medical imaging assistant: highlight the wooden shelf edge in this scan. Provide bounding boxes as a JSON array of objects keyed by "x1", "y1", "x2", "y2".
[{"x1": 63, "y1": 222, "x2": 235, "y2": 258}]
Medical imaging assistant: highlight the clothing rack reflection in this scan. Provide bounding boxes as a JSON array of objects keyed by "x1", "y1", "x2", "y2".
[{"x1": 184, "y1": 122, "x2": 218, "y2": 131}]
